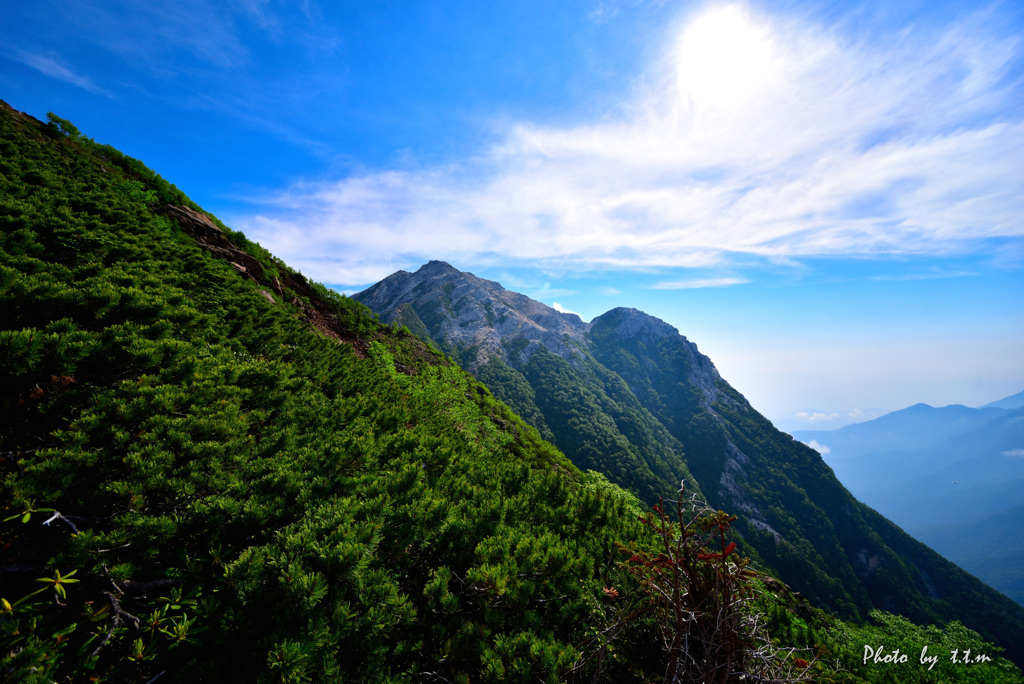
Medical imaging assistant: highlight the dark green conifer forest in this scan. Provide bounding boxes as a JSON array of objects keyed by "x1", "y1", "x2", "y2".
[{"x1": 2, "y1": 100, "x2": 1022, "y2": 682}]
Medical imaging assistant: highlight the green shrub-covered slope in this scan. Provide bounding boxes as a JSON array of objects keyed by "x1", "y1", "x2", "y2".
[
  {"x1": 0, "y1": 101, "x2": 644, "y2": 682},
  {"x1": 2, "y1": 101, "x2": 1022, "y2": 683}
]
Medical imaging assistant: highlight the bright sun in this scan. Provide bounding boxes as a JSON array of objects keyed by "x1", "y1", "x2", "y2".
[{"x1": 676, "y1": 4, "x2": 776, "y2": 110}]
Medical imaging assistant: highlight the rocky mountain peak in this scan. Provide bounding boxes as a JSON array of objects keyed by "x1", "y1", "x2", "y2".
[
  {"x1": 355, "y1": 263, "x2": 738, "y2": 413},
  {"x1": 417, "y1": 260, "x2": 459, "y2": 275},
  {"x1": 591, "y1": 307, "x2": 680, "y2": 343},
  {"x1": 588, "y1": 306, "x2": 726, "y2": 411},
  {"x1": 353, "y1": 262, "x2": 588, "y2": 370}
]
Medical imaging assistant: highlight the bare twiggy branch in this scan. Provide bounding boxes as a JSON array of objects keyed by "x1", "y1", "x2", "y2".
[{"x1": 41, "y1": 510, "x2": 79, "y2": 533}]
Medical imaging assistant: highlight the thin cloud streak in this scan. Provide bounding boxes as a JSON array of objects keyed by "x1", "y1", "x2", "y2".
[
  {"x1": 238, "y1": 5, "x2": 1024, "y2": 286},
  {"x1": 795, "y1": 411, "x2": 839, "y2": 423},
  {"x1": 80, "y1": 0, "x2": 254, "y2": 71},
  {"x1": 9, "y1": 51, "x2": 113, "y2": 97},
  {"x1": 652, "y1": 277, "x2": 748, "y2": 290}
]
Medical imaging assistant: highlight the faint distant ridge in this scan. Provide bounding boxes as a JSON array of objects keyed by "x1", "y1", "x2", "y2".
[
  {"x1": 982, "y1": 389, "x2": 1024, "y2": 410},
  {"x1": 778, "y1": 388, "x2": 1024, "y2": 434},
  {"x1": 793, "y1": 394, "x2": 1024, "y2": 606}
]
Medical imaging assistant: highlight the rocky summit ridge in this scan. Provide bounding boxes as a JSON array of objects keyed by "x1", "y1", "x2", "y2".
[
  {"x1": 356, "y1": 262, "x2": 730, "y2": 416},
  {"x1": 356, "y1": 260, "x2": 589, "y2": 370}
]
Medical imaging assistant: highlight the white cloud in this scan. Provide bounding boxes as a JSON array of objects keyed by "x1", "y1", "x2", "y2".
[
  {"x1": 552, "y1": 302, "x2": 580, "y2": 316},
  {"x1": 804, "y1": 439, "x2": 831, "y2": 454},
  {"x1": 652, "y1": 277, "x2": 748, "y2": 290},
  {"x1": 870, "y1": 270, "x2": 977, "y2": 282},
  {"x1": 795, "y1": 411, "x2": 840, "y2": 423},
  {"x1": 1002, "y1": 448, "x2": 1024, "y2": 458},
  {"x1": 237, "y1": 5, "x2": 1024, "y2": 285},
  {"x1": 10, "y1": 50, "x2": 112, "y2": 97}
]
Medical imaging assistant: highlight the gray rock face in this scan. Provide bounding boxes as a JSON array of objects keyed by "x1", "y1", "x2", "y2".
[
  {"x1": 354, "y1": 263, "x2": 730, "y2": 386},
  {"x1": 354, "y1": 262, "x2": 739, "y2": 417},
  {"x1": 354, "y1": 261, "x2": 589, "y2": 370}
]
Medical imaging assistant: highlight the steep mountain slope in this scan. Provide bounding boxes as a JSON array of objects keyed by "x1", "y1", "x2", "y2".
[
  {"x1": 0, "y1": 102, "x2": 667, "y2": 682},
  {"x1": 984, "y1": 389, "x2": 1024, "y2": 410},
  {"x1": 355, "y1": 261, "x2": 1024, "y2": 663},
  {"x1": 914, "y1": 501, "x2": 1024, "y2": 606},
  {"x1": 793, "y1": 402, "x2": 1024, "y2": 605}
]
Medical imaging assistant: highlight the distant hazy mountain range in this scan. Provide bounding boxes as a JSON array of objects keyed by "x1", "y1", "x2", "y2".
[
  {"x1": 984, "y1": 389, "x2": 1024, "y2": 410},
  {"x1": 792, "y1": 394, "x2": 1024, "y2": 605},
  {"x1": 354, "y1": 260, "x2": 1024, "y2": 659}
]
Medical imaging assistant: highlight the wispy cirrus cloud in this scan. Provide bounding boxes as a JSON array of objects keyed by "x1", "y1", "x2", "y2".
[
  {"x1": 236, "y1": 3, "x2": 1024, "y2": 286},
  {"x1": 9, "y1": 50, "x2": 112, "y2": 97},
  {"x1": 75, "y1": 0, "x2": 257, "y2": 71},
  {"x1": 870, "y1": 270, "x2": 978, "y2": 282},
  {"x1": 652, "y1": 277, "x2": 748, "y2": 290},
  {"x1": 5, "y1": 0, "x2": 342, "y2": 150}
]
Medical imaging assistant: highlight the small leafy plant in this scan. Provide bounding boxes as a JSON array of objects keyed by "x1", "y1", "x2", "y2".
[{"x1": 622, "y1": 485, "x2": 813, "y2": 683}]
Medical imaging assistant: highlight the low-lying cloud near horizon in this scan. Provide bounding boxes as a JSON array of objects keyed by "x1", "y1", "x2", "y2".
[
  {"x1": 803, "y1": 440, "x2": 831, "y2": 455},
  {"x1": 795, "y1": 410, "x2": 840, "y2": 424},
  {"x1": 238, "y1": 4, "x2": 1024, "y2": 286}
]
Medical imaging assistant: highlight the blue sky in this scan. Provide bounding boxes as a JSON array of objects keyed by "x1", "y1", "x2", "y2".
[{"x1": 3, "y1": 0, "x2": 1023, "y2": 428}]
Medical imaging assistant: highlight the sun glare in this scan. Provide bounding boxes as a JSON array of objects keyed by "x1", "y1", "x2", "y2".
[{"x1": 676, "y1": 4, "x2": 776, "y2": 110}]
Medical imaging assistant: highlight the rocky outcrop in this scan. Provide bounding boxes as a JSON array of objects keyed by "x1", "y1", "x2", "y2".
[
  {"x1": 159, "y1": 204, "x2": 372, "y2": 357},
  {"x1": 157, "y1": 204, "x2": 266, "y2": 284}
]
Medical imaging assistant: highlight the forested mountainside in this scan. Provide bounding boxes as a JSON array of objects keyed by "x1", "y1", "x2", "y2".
[
  {"x1": 2, "y1": 100, "x2": 1022, "y2": 683},
  {"x1": 355, "y1": 261, "x2": 1024, "y2": 665}
]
